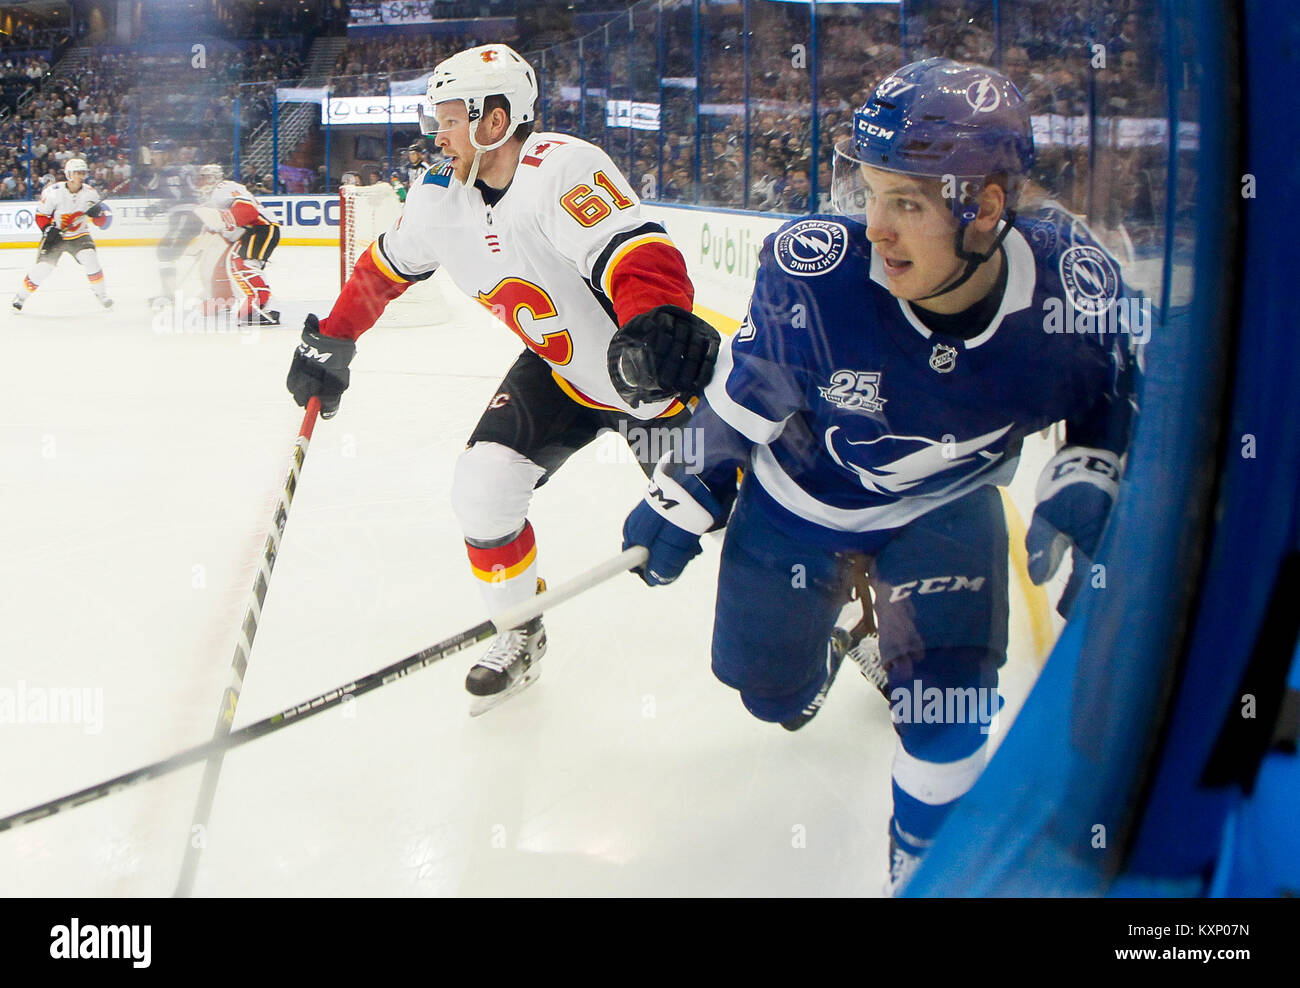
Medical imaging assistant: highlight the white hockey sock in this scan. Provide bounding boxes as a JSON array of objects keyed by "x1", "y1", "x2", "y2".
[
  {"x1": 20, "y1": 260, "x2": 56, "y2": 295},
  {"x1": 465, "y1": 521, "x2": 541, "y2": 622},
  {"x1": 76, "y1": 250, "x2": 108, "y2": 299}
]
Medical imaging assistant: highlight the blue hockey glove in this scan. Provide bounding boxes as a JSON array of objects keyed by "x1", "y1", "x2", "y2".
[
  {"x1": 622, "y1": 459, "x2": 726, "y2": 586},
  {"x1": 623, "y1": 501, "x2": 702, "y2": 586},
  {"x1": 1025, "y1": 446, "x2": 1121, "y2": 586}
]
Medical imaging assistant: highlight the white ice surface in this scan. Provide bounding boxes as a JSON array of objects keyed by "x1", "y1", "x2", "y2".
[{"x1": 0, "y1": 245, "x2": 1056, "y2": 896}]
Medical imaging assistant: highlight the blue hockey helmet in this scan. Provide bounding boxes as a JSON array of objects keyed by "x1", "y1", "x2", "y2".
[{"x1": 832, "y1": 58, "x2": 1034, "y2": 226}]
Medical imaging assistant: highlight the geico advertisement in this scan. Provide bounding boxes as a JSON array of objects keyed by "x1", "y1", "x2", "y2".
[{"x1": 0, "y1": 196, "x2": 342, "y2": 245}]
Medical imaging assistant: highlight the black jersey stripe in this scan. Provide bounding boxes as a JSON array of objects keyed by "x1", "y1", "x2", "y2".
[{"x1": 375, "y1": 232, "x2": 435, "y2": 282}]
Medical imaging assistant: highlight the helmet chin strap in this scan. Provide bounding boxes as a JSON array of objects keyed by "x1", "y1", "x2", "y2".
[
  {"x1": 914, "y1": 213, "x2": 1016, "y2": 302},
  {"x1": 465, "y1": 149, "x2": 484, "y2": 188},
  {"x1": 464, "y1": 115, "x2": 516, "y2": 189}
]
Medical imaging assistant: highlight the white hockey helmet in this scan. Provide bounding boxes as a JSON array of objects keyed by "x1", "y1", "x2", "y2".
[
  {"x1": 198, "y1": 163, "x2": 223, "y2": 189},
  {"x1": 420, "y1": 44, "x2": 536, "y2": 184},
  {"x1": 64, "y1": 158, "x2": 88, "y2": 178}
]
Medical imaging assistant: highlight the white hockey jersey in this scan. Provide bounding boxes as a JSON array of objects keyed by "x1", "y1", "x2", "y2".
[
  {"x1": 371, "y1": 132, "x2": 687, "y2": 419},
  {"x1": 36, "y1": 181, "x2": 103, "y2": 240},
  {"x1": 197, "y1": 180, "x2": 273, "y2": 241}
]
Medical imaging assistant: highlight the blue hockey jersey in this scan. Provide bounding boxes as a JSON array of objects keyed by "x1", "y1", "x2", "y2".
[{"x1": 688, "y1": 211, "x2": 1140, "y2": 548}]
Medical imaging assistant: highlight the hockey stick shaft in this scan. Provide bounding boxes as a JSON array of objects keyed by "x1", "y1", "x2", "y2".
[
  {"x1": 0, "y1": 546, "x2": 649, "y2": 834},
  {"x1": 170, "y1": 228, "x2": 223, "y2": 292},
  {"x1": 173, "y1": 397, "x2": 320, "y2": 896}
]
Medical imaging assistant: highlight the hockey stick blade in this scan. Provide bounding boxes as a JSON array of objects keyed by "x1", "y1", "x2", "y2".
[{"x1": 0, "y1": 546, "x2": 650, "y2": 835}]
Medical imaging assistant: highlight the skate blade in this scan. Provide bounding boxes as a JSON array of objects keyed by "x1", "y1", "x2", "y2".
[{"x1": 467, "y1": 665, "x2": 542, "y2": 718}]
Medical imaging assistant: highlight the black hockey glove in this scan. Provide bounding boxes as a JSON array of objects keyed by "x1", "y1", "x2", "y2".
[
  {"x1": 608, "y1": 304, "x2": 720, "y2": 408},
  {"x1": 286, "y1": 314, "x2": 356, "y2": 419},
  {"x1": 38, "y1": 224, "x2": 62, "y2": 252},
  {"x1": 84, "y1": 201, "x2": 105, "y2": 219}
]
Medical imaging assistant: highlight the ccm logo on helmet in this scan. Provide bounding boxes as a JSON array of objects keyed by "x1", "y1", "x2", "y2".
[
  {"x1": 863, "y1": 122, "x2": 895, "y2": 140},
  {"x1": 888, "y1": 575, "x2": 986, "y2": 603}
]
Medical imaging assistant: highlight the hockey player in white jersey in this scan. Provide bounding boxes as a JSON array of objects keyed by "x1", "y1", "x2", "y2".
[
  {"x1": 12, "y1": 158, "x2": 113, "y2": 311},
  {"x1": 285, "y1": 44, "x2": 718, "y2": 715},
  {"x1": 194, "y1": 163, "x2": 282, "y2": 325}
]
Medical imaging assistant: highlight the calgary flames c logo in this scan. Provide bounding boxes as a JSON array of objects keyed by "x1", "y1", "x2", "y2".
[{"x1": 476, "y1": 277, "x2": 574, "y2": 366}]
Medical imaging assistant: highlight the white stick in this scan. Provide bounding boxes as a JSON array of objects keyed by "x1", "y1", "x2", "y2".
[{"x1": 492, "y1": 546, "x2": 649, "y2": 633}]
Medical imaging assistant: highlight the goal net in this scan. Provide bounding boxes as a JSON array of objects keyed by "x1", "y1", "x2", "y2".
[{"x1": 338, "y1": 182, "x2": 450, "y2": 328}]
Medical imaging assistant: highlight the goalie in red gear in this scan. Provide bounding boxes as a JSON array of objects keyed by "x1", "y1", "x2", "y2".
[{"x1": 195, "y1": 163, "x2": 281, "y2": 326}]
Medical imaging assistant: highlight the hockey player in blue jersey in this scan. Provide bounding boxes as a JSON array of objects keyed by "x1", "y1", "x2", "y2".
[{"x1": 618, "y1": 58, "x2": 1139, "y2": 894}]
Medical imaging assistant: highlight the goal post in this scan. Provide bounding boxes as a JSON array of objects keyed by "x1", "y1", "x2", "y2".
[
  {"x1": 336, "y1": 181, "x2": 451, "y2": 329},
  {"x1": 339, "y1": 182, "x2": 403, "y2": 288}
]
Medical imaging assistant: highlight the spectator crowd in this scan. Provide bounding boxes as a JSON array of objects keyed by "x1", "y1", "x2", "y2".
[{"x1": 0, "y1": 0, "x2": 1180, "y2": 253}]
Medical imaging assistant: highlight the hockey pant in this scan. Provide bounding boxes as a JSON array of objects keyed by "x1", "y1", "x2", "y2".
[
  {"x1": 19, "y1": 236, "x2": 108, "y2": 301},
  {"x1": 452, "y1": 348, "x2": 692, "y2": 622},
  {"x1": 208, "y1": 225, "x2": 280, "y2": 320},
  {"x1": 711, "y1": 477, "x2": 1009, "y2": 861}
]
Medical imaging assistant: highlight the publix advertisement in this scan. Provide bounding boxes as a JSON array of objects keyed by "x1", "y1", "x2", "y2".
[
  {"x1": 642, "y1": 203, "x2": 786, "y2": 330},
  {"x1": 0, "y1": 195, "x2": 344, "y2": 248}
]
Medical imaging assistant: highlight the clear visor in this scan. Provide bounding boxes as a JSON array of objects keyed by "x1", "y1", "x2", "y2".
[
  {"x1": 418, "y1": 97, "x2": 472, "y2": 138},
  {"x1": 830, "y1": 140, "x2": 871, "y2": 222}
]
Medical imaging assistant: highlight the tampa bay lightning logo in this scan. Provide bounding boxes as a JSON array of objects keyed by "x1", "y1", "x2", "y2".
[
  {"x1": 825, "y1": 425, "x2": 1011, "y2": 496},
  {"x1": 774, "y1": 220, "x2": 848, "y2": 277},
  {"x1": 1059, "y1": 244, "x2": 1121, "y2": 315},
  {"x1": 966, "y1": 77, "x2": 1002, "y2": 113}
]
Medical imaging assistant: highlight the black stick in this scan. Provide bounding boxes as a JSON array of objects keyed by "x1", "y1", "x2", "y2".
[{"x1": 0, "y1": 547, "x2": 648, "y2": 836}]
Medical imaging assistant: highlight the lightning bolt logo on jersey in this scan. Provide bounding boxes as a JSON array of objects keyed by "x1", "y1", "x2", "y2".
[{"x1": 698, "y1": 212, "x2": 1138, "y2": 544}]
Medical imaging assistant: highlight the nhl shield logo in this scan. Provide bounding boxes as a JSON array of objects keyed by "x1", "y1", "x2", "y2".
[{"x1": 929, "y1": 343, "x2": 958, "y2": 373}]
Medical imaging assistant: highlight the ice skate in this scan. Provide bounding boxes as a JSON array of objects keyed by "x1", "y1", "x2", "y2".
[
  {"x1": 11, "y1": 296, "x2": 23, "y2": 312},
  {"x1": 100, "y1": 297, "x2": 114, "y2": 309},
  {"x1": 244, "y1": 308, "x2": 280, "y2": 327},
  {"x1": 847, "y1": 631, "x2": 888, "y2": 699},
  {"x1": 885, "y1": 824, "x2": 925, "y2": 897},
  {"x1": 781, "y1": 627, "x2": 851, "y2": 731},
  {"x1": 465, "y1": 614, "x2": 547, "y2": 716}
]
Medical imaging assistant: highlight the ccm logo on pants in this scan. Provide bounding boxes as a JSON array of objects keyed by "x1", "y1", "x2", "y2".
[{"x1": 888, "y1": 575, "x2": 986, "y2": 603}]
